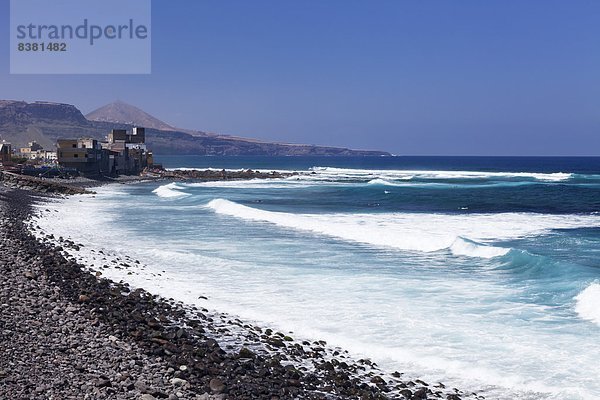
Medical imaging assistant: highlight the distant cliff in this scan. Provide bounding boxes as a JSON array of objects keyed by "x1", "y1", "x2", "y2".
[
  {"x1": 0, "y1": 100, "x2": 88, "y2": 126},
  {"x1": 0, "y1": 100, "x2": 391, "y2": 156},
  {"x1": 0, "y1": 101, "x2": 96, "y2": 150}
]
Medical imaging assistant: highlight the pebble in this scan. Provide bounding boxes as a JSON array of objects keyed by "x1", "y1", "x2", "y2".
[
  {"x1": 170, "y1": 378, "x2": 187, "y2": 387},
  {"x1": 209, "y1": 378, "x2": 225, "y2": 393}
]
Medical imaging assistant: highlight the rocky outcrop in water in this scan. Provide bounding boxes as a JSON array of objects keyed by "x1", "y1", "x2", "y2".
[{"x1": 163, "y1": 168, "x2": 297, "y2": 181}]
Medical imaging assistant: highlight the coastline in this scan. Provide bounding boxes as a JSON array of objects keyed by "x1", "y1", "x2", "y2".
[
  {"x1": 0, "y1": 168, "x2": 299, "y2": 195},
  {"x1": 0, "y1": 183, "x2": 475, "y2": 400}
]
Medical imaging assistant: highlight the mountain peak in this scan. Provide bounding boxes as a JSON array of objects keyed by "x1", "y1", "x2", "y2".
[{"x1": 86, "y1": 101, "x2": 176, "y2": 131}]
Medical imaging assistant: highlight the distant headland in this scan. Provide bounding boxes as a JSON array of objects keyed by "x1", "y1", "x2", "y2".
[{"x1": 0, "y1": 100, "x2": 391, "y2": 157}]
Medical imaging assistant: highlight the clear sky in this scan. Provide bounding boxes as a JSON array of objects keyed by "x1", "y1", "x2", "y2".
[{"x1": 1, "y1": 0, "x2": 599, "y2": 155}]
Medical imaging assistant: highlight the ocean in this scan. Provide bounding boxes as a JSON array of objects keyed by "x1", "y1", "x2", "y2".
[{"x1": 36, "y1": 156, "x2": 600, "y2": 399}]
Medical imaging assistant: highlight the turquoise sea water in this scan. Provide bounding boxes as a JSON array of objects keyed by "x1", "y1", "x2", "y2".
[{"x1": 39, "y1": 156, "x2": 600, "y2": 399}]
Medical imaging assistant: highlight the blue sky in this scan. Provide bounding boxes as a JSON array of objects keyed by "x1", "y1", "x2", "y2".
[{"x1": 1, "y1": 0, "x2": 599, "y2": 155}]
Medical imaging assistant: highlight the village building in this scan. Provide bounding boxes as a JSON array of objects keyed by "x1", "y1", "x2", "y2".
[
  {"x1": 38, "y1": 150, "x2": 58, "y2": 162},
  {"x1": 18, "y1": 141, "x2": 44, "y2": 157},
  {"x1": 57, "y1": 127, "x2": 152, "y2": 176},
  {"x1": 56, "y1": 138, "x2": 109, "y2": 175},
  {"x1": 10, "y1": 141, "x2": 57, "y2": 163}
]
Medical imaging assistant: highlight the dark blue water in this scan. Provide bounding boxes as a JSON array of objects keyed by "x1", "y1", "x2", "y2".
[
  {"x1": 156, "y1": 156, "x2": 600, "y2": 214},
  {"x1": 155, "y1": 155, "x2": 600, "y2": 173}
]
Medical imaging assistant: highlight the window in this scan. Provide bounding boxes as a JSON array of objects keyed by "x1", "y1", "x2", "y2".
[
  {"x1": 74, "y1": 154, "x2": 78, "y2": 158},
  {"x1": 72, "y1": 144, "x2": 76, "y2": 148}
]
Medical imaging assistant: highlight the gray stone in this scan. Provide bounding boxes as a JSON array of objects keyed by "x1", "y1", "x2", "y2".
[
  {"x1": 169, "y1": 378, "x2": 187, "y2": 387},
  {"x1": 134, "y1": 380, "x2": 148, "y2": 393},
  {"x1": 209, "y1": 378, "x2": 225, "y2": 393}
]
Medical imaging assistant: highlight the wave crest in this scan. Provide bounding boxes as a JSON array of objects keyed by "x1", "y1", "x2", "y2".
[
  {"x1": 311, "y1": 167, "x2": 573, "y2": 182},
  {"x1": 450, "y1": 237, "x2": 510, "y2": 258},
  {"x1": 367, "y1": 178, "x2": 404, "y2": 186},
  {"x1": 152, "y1": 183, "x2": 190, "y2": 198},
  {"x1": 206, "y1": 199, "x2": 511, "y2": 258},
  {"x1": 575, "y1": 283, "x2": 600, "y2": 327}
]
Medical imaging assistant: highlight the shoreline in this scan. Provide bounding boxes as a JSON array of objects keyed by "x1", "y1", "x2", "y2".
[
  {"x1": 0, "y1": 168, "x2": 299, "y2": 196},
  {"x1": 1, "y1": 184, "x2": 477, "y2": 400}
]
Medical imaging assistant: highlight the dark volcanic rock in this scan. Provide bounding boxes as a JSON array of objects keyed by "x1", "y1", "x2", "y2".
[
  {"x1": 163, "y1": 168, "x2": 296, "y2": 182},
  {"x1": 209, "y1": 378, "x2": 225, "y2": 393}
]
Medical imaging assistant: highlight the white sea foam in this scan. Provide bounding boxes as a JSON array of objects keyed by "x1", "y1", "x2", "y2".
[
  {"x1": 166, "y1": 167, "x2": 247, "y2": 172},
  {"x1": 311, "y1": 167, "x2": 573, "y2": 182},
  {"x1": 575, "y1": 283, "x2": 600, "y2": 327},
  {"x1": 450, "y1": 237, "x2": 510, "y2": 258},
  {"x1": 166, "y1": 167, "x2": 293, "y2": 174},
  {"x1": 367, "y1": 178, "x2": 405, "y2": 186},
  {"x1": 183, "y1": 179, "x2": 311, "y2": 189},
  {"x1": 165, "y1": 165, "x2": 576, "y2": 182},
  {"x1": 152, "y1": 182, "x2": 190, "y2": 198},
  {"x1": 158, "y1": 167, "x2": 576, "y2": 192},
  {"x1": 205, "y1": 199, "x2": 600, "y2": 258}
]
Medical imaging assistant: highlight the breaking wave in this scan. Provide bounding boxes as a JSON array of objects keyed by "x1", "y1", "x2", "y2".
[
  {"x1": 575, "y1": 283, "x2": 600, "y2": 327},
  {"x1": 205, "y1": 199, "x2": 600, "y2": 259},
  {"x1": 450, "y1": 237, "x2": 510, "y2": 258},
  {"x1": 152, "y1": 183, "x2": 190, "y2": 198},
  {"x1": 311, "y1": 167, "x2": 574, "y2": 182},
  {"x1": 367, "y1": 178, "x2": 406, "y2": 187},
  {"x1": 205, "y1": 199, "x2": 544, "y2": 258}
]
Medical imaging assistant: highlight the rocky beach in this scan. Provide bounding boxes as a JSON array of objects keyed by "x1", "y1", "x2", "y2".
[{"x1": 0, "y1": 183, "x2": 477, "y2": 400}]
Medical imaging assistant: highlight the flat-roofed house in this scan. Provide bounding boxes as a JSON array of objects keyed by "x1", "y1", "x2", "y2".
[
  {"x1": 104, "y1": 127, "x2": 151, "y2": 174},
  {"x1": 57, "y1": 138, "x2": 109, "y2": 175},
  {"x1": 57, "y1": 127, "x2": 152, "y2": 176},
  {"x1": 19, "y1": 141, "x2": 43, "y2": 158}
]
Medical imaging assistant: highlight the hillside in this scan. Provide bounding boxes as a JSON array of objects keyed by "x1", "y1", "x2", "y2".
[
  {"x1": 86, "y1": 100, "x2": 177, "y2": 132},
  {"x1": 0, "y1": 100, "x2": 391, "y2": 156}
]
